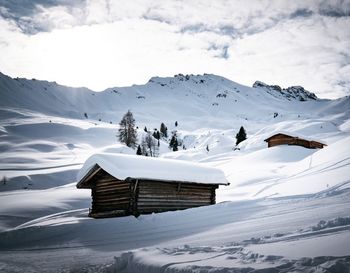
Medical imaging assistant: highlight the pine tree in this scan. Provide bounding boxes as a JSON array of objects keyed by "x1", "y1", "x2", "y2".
[
  {"x1": 160, "y1": 123, "x2": 168, "y2": 138},
  {"x1": 173, "y1": 138, "x2": 178, "y2": 151},
  {"x1": 175, "y1": 121, "x2": 178, "y2": 127},
  {"x1": 118, "y1": 110, "x2": 137, "y2": 148},
  {"x1": 136, "y1": 145, "x2": 142, "y2": 155},
  {"x1": 144, "y1": 126, "x2": 148, "y2": 132},
  {"x1": 153, "y1": 130, "x2": 160, "y2": 140},
  {"x1": 169, "y1": 135, "x2": 176, "y2": 148},
  {"x1": 236, "y1": 126, "x2": 247, "y2": 145},
  {"x1": 206, "y1": 144, "x2": 209, "y2": 152}
]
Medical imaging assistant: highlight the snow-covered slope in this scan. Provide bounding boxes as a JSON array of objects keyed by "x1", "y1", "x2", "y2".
[
  {"x1": 1, "y1": 72, "x2": 349, "y2": 128},
  {"x1": 0, "y1": 72, "x2": 349, "y2": 272}
]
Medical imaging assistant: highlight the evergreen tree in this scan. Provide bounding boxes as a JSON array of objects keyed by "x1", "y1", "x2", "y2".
[
  {"x1": 144, "y1": 126, "x2": 148, "y2": 132},
  {"x1": 160, "y1": 123, "x2": 168, "y2": 138},
  {"x1": 173, "y1": 138, "x2": 178, "y2": 151},
  {"x1": 136, "y1": 145, "x2": 142, "y2": 155},
  {"x1": 169, "y1": 135, "x2": 176, "y2": 148},
  {"x1": 118, "y1": 110, "x2": 137, "y2": 148},
  {"x1": 153, "y1": 130, "x2": 160, "y2": 140},
  {"x1": 236, "y1": 126, "x2": 247, "y2": 145},
  {"x1": 206, "y1": 144, "x2": 209, "y2": 152},
  {"x1": 175, "y1": 121, "x2": 178, "y2": 127}
]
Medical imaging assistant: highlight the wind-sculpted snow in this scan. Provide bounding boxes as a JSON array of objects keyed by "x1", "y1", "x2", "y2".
[
  {"x1": 0, "y1": 72, "x2": 350, "y2": 272},
  {"x1": 109, "y1": 247, "x2": 350, "y2": 273},
  {"x1": 0, "y1": 190, "x2": 349, "y2": 272}
]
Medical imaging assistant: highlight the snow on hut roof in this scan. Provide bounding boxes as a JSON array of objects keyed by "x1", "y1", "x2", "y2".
[
  {"x1": 77, "y1": 153, "x2": 229, "y2": 188},
  {"x1": 264, "y1": 131, "x2": 326, "y2": 145}
]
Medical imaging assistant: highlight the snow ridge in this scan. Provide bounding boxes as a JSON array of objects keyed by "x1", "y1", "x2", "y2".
[{"x1": 253, "y1": 80, "x2": 318, "y2": 101}]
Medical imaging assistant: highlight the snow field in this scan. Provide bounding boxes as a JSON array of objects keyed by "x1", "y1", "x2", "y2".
[{"x1": 0, "y1": 72, "x2": 350, "y2": 272}]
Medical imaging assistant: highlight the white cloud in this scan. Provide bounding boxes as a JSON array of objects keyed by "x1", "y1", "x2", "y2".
[{"x1": 0, "y1": 0, "x2": 349, "y2": 98}]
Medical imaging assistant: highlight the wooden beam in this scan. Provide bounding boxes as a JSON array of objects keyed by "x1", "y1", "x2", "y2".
[
  {"x1": 134, "y1": 179, "x2": 139, "y2": 193},
  {"x1": 177, "y1": 182, "x2": 181, "y2": 192}
]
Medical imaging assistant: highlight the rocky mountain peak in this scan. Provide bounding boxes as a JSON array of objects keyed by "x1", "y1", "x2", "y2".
[{"x1": 253, "y1": 81, "x2": 318, "y2": 101}]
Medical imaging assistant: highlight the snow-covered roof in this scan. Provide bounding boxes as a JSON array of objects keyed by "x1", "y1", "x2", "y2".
[
  {"x1": 264, "y1": 131, "x2": 326, "y2": 145},
  {"x1": 77, "y1": 153, "x2": 229, "y2": 188}
]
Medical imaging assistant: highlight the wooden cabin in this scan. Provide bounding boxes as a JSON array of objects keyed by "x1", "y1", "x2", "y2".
[
  {"x1": 76, "y1": 154, "x2": 229, "y2": 218},
  {"x1": 264, "y1": 133, "x2": 326, "y2": 149}
]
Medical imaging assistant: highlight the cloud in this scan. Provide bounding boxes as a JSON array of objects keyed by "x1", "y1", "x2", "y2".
[
  {"x1": 290, "y1": 8, "x2": 314, "y2": 19},
  {"x1": 0, "y1": 0, "x2": 85, "y2": 33},
  {"x1": 0, "y1": 0, "x2": 349, "y2": 98},
  {"x1": 318, "y1": 0, "x2": 350, "y2": 17},
  {"x1": 2, "y1": 0, "x2": 349, "y2": 35}
]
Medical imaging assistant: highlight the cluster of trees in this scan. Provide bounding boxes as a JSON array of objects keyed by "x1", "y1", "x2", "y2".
[
  {"x1": 136, "y1": 133, "x2": 159, "y2": 157},
  {"x1": 118, "y1": 110, "x2": 177, "y2": 157},
  {"x1": 118, "y1": 110, "x2": 247, "y2": 155},
  {"x1": 144, "y1": 122, "x2": 168, "y2": 139}
]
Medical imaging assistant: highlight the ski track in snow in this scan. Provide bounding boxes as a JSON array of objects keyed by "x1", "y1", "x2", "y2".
[{"x1": 0, "y1": 163, "x2": 83, "y2": 171}]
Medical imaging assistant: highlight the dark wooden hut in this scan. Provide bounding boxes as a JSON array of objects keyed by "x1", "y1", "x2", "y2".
[
  {"x1": 76, "y1": 154, "x2": 229, "y2": 218},
  {"x1": 264, "y1": 133, "x2": 326, "y2": 149}
]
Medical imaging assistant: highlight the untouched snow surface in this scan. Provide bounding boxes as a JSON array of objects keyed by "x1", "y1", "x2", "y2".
[{"x1": 0, "y1": 72, "x2": 350, "y2": 272}]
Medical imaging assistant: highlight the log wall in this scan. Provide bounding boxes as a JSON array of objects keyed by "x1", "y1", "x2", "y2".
[
  {"x1": 88, "y1": 170, "x2": 219, "y2": 218},
  {"x1": 135, "y1": 180, "x2": 217, "y2": 215},
  {"x1": 90, "y1": 172, "x2": 132, "y2": 218}
]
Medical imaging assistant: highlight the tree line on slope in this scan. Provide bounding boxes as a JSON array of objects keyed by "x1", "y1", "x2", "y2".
[
  {"x1": 118, "y1": 110, "x2": 175, "y2": 157},
  {"x1": 118, "y1": 110, "x2": 246, "y2": 156}
]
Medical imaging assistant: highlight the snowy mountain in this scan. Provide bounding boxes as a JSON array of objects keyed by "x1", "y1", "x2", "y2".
[
  {"x1": 0, "y1": 72, "x2": 341, "y2": 124},
  {"x1": 0, "y1": 72, "x2": 349, "y2": 272}
]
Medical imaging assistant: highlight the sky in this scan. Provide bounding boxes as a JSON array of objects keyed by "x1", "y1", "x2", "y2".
[{"x1": 0, "y1": 0, "x2": 350, "y2": 99}]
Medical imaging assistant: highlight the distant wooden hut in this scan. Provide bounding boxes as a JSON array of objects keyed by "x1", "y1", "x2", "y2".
[
  {"x1": 264, "y1": 132, "x2": 326, "y2": 149},
  {"x1": 76, "y1": 154, "x2": 229, "y2": 218}
]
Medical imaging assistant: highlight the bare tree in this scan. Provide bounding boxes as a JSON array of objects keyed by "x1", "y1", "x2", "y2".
[{"x1": 141, "y1": 133, "x2": 158, "y2": 157}]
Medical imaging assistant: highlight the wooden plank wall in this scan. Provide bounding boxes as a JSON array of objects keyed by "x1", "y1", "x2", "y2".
[
  {"x1": 135, "y1": 180, "x2": 216, "y2": 215},
  {"x1": 90, "y1": 171, "x2": 131, "y2": 217}
]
